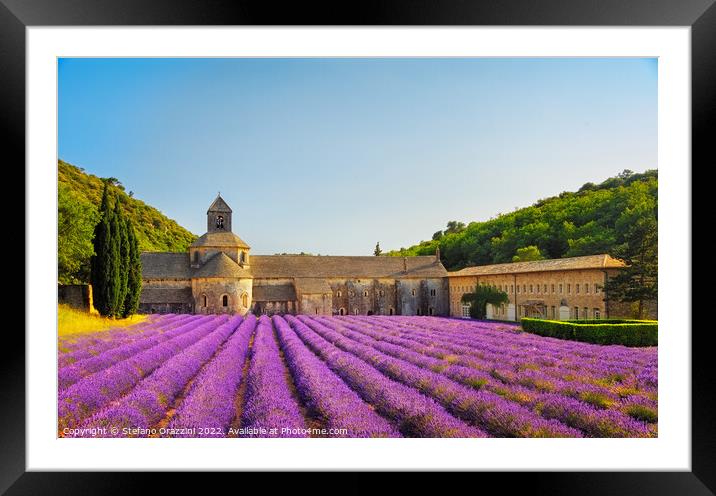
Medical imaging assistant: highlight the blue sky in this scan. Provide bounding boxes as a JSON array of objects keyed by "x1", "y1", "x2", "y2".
[{"x1": 58, "y1": 58, "x2": 657, "y2": 255}]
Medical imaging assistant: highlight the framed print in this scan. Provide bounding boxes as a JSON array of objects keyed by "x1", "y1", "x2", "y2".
[{"x1": 4, "y1": 0, "x2": 712, "y2": 492}]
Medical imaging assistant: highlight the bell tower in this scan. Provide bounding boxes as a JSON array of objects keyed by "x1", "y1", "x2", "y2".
[{"x1": 207, "y1": 193, "x2": 232, "y2": 233}]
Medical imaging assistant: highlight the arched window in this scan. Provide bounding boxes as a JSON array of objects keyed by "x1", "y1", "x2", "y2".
[
  {"x1": 202, "y1": 294, "x2": 207, "y2": 307},
  {"x1": 337, "y1": 290, "x2": 342, "y2": 298},
  {"x1": 222, "y1": 295, "x2": 228, "y2": 307},
  {"x1": 242, "y1": 293, "x2": 248, "y2": 308},
  {"x1": 363, "y1": 291, "x2": 368, "y2": 297},
  {"x1": 339, "y1": 308, "x2": 345, "y2": 316},
  {"x1": 389, "y1": 307, "x2": 394, "y2": 315},
  {"x1": 353, "y1": 308, "x2": 359, "y2": 315},
  {"x1": 216, "y1": 215, "x2": 224, "y2": 229},
  {"x1": 411, "y1": 289, "x2": 416, "y2": 297}
]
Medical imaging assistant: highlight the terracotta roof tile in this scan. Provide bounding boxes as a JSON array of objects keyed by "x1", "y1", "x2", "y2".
[
  {"x1": 447, "y1": 254, "x2": 626, "y2": 277},
  {"x1": 193, "y1": 252, "x2": 252, "y2": 278}
]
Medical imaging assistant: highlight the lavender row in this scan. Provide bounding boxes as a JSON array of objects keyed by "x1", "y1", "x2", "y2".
[
  {"x1": 384, "y1": 316, "x2": 656, "y2": 365},
  {"x1": 273, "y1": 316, "x2": 400, "y2": 438},
  {"x1": 74, "y1": 315, "x2": 244, "y2": 436},
  {"x1": 166, "y1": 315, "x2": 257, "y2": 437},
  {"x1": 57, "y1": 315, "x2": 175, "y2": 367},
  {"x1": 338, "y1": 318, "x2": 656, "y2": 408},
  {"x1": 239, "y1": 316, "x2": 308, "y2": 437},
  {"x1": 285, "y1": 315, "x2": 486, "y2": 438},
  {"x1": 326, "y1": 318, "x2": 654, "y2": 437},
  {"x1": 302, "y1": 317, "x2": 580, "y2": 438},
  {"x1": 352, "y1": 317, "x2": 656, "y2": 394},
  {"x1": 58, "y1": 315, "x2": 229, "y2": 430},
  {"x1": 58, "y1": 314, "x2": 210, "y2": 391},
  {"x1": 58, "y1": 314, "x2": 184, "y2": 359}
]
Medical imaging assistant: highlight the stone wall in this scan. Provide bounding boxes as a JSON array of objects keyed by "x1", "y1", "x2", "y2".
[{"x1": 58, "y1": 284, "x2": 91, "y2": 311}]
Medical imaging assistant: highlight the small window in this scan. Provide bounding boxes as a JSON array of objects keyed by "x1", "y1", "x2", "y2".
[
  {"x1": 379, "y1": 290, "x2": 384, "y2": 297},
  {"x1": 411, "y1": 289, "x2": 416, "y2": 297},
  {"x1": 567, "y1": 284, "x2": 571, "y2": 294},
  {"x1": 543, "y1": 284, "x2": 547, "y2": 293},
  {"x1": 363, "y1": 291, "x2": 368, "y2": 297},
  {"x1": 559, "y1": 284, "x2": 563, "y2": 294},
  {"x1": 595, "y1": 284, "x2": 600, "y2": 294},
  {"x1": 222, "y1": 295, "x2": 228, "y2": 307},
  {"x1": 389, "y1": 307, "x2": 394, "y2": 315},
  {"x1": 516, "y1": 285, "x2": 520, "y2": 294},
  {"x1": 585, "y1": 283, "x2": 590, "y2": 294},
  {"x1": 337, "y1": 290, "x2": 342, "y2": 297},
  {"x1": 551, "y1": 284, "x2": 555, "y2": 294},
  {"x1": 430, "y1": 289, "x2": 436, "y2": 297},
  {"x1": 534, "y1": 284, "x2": 538, "y2": 293},
  {"x1": 216, "y1": 215, "x2": 224, "y2": 229},
  {"x1": 511, "y1": 285, "x2": 514, "y2": 294},
  {"x1": 315, "y1": 308, "x2": 319, "y2": 315},
  {"x1": 429, "y1": 307, "x2": 434, "y2": 316},
  {"x1": 417, "y1": 308, "x2": 422, "y2": 316},
  {"x1": 339, "y1": 308, "x2": 345, "y2": 316},
  {"x1": 202, "y1": 294, "x2": 207, "y2": 307},
  {"x1": 461, "y1": 304, "x2": 471, "y2": 318},
  {"x1": 576, "y1": 284, "x2": 580, "y2": 294},
  {"x1": 242, "y1": 293, "x2": 248, "y2": 308},
  {"x1": 594, "y1": 309, "x2": 601, "y2": 319},
  {"x1": 193, "y1": 251, "x2": 199, "y2": 264},
  {"x1": 523, "y1": 284, "x2": 526, "y2": 293}
]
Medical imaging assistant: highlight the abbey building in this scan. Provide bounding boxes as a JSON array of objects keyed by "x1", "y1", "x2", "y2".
[
  {"x1": 139, "y1": 195, "x2": 450, "y2": 316},
  {"x1": 139, "y1": 195, "x2": 640, "y2": 319}
]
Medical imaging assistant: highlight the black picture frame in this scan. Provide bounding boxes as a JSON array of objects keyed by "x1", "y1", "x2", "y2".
[{"x1": 4, "y1": 0, "x2": 710, "y2": 492}]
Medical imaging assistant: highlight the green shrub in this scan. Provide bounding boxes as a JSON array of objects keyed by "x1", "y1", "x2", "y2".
[{"x1": 520, "y1": 318, "x2": 657, "y2": 347}]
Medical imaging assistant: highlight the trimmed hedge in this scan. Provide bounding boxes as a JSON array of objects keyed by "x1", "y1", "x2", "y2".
[{"x1": 520, "y1": 318, "x2": 658, "y2": 347}]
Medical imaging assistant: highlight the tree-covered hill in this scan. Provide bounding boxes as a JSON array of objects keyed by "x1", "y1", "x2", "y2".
[
  {"x1": 387, "y1": 169, "x2": 658, "y2": 271},
  {"x1": 59, "y1": 159, "x2": 197, "y2": 284}
]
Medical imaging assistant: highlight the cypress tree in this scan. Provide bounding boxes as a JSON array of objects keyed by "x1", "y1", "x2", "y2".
[
  {"x1": 115, "y1": 200, "x2": 130, "y2": 316},
  {"x1": 90, "y1": 182, "x2": 111, "y2": 315},
  {"x1": 105, "y1": 196, "x2": 123, "y2": 317},
  {"x1": 122, "y1": 221, "x2": 142, "y2": 317}
]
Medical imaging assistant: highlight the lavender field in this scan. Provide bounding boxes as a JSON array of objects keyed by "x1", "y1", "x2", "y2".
[{"x1": 58, "y1": 314, "x2": 657, "y2": 438}]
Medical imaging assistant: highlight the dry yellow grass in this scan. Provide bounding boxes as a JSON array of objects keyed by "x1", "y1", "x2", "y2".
[{"x1": 58, "y1": 304, "x2": 147, "y2": 337}]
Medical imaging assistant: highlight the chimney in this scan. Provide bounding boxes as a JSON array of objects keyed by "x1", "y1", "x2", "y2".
[
  {"x1": 403, "y1": 257, "x2": 408, "y2": 273},
  {"x1": 435, "y1": 247, "x2": 441, "y2": 263}
]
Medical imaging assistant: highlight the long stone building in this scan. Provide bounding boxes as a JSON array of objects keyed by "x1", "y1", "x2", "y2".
[
  {"x1": 446, "y1": 254, "x2": 631, "y2": 320},
  {"x1": 139, "y1": 195, "x2": 646, "y2": 320},
  {"x1": 139, "y1": 195, "x2": 450, "y2": 316}
]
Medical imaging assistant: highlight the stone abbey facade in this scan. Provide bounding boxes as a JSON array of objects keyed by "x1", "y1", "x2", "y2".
[
  {"x1": 139, "y1": 195, "x2": 648, "y2": 320},
  {"x1": 139, "y1": 196, "x2": 450, "y2": 316}
]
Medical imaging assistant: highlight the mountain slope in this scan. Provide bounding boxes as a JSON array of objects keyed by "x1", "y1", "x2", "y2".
[
  {"x1": 58, "y1": 160, "x2": 197, "y2": 283},
  {"x1": 386, "y1": 169, "x2": 658, "y2": 271}
]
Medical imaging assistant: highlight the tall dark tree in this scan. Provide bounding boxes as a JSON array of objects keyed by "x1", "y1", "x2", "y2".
[
  {"x1": 105, "y1": 195, "x2": 123, "y2": 317},
  {"x1": 603, "y1": 183, "x2": 658, "y2": 319},
  {"x1": 374, "y1": 242, "x2": 382, "y2": 256},
  {"x1": 122, "y1": 221, "x2": 143, "y2": 317},
  {"x1": 90, "y1": 182, "x2": 112, "y2": 315},
  {"x1": 115, "y1": 201, "x2": 130, "y2": 316}
]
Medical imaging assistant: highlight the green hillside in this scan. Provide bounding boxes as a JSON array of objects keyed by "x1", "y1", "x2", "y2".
[
  {"x1": 58, "y1": 159, "x2": 197, "y2": 284},
  {"x1": 387, "y1": 169, "x2": 658, "y2": 271}
]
